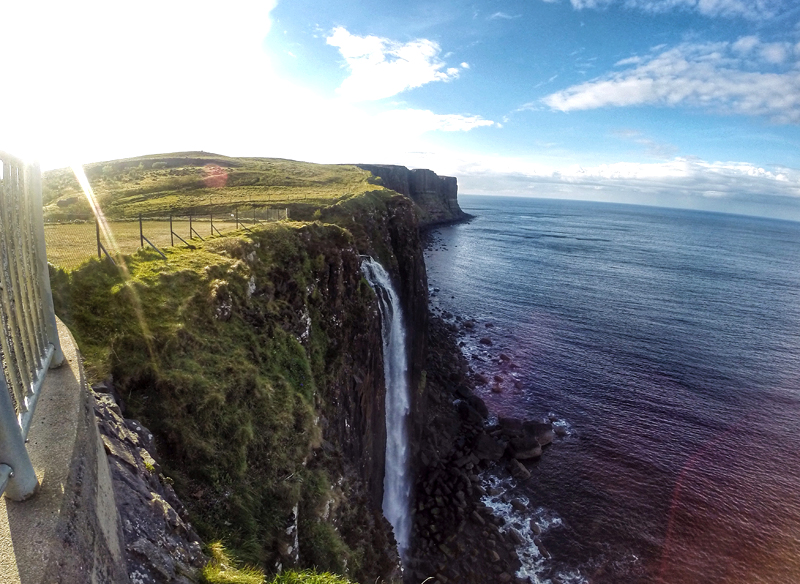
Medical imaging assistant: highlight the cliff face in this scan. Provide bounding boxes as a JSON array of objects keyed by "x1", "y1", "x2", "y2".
[
  {"x1": 321, "y1": 193, "x2": 430, "y2": 468},
  {"x1": 356, "y1": 165, "x2": 468, "y2": 228}
]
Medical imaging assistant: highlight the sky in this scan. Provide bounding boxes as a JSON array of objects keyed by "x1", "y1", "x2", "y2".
[{"x1": 3, "y1": 0, "x2": 800, "y2": 219}]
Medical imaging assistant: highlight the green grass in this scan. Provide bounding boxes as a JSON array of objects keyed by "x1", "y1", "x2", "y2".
[
  {"x1": 202, "y1": 542, "x2": 266, "y2": 584},
  {"x1": 44, "y1": 219, "x2": 244, "y2": 270},
  {"x1": 43, "y1": 152, "x2": 385, "y2": 221},
  {"x1": 270, "y1": 572, "x2": 355, "y2": 584},
  {"x1": 201, "y1": 540, "x2": 356, "y2": 584}
]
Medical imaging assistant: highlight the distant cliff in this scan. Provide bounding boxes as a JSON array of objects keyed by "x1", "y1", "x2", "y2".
[{"x1": 356, "y1": 165, "x2": 469, "y2": 228}]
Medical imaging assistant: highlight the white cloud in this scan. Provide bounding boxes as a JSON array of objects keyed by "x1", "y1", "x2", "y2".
[
  {"x1": 612, "y1": 129, "x2": 679, "y2": 158},
  {"x1": 760, "y1": 42, "x2": 791, "y2": 63},
  {"x1": 489, "y1": 12, "x2": 522, "y2": 19},
  {"x1": 326, "y1": 27, "x2": 461, "y2": 101},
  {"x1": 732, "y1": 35, "x2": 760, "y2": 54},
  {"x1": 568, "y1": 0, "x2": 786, "y2": 19},
  {"x1": 542, "y1": 39, "x2": 800, "y2": 123},
  {"x1": 375, "y1": 109, "x2": 496, "y2": 133}
]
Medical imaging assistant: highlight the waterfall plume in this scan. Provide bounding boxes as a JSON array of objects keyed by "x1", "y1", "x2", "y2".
[{"x1": 361, "y1": 257, "x2": 412, "y2": 562}]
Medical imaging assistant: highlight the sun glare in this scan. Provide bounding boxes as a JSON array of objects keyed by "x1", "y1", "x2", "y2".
[{"x1": 71, "y1": 163, "x2": 158, "y2": 369}]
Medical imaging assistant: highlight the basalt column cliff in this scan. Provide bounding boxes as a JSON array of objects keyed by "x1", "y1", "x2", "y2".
[{"x1": 357, "y1": 165, "x2": 469, "y2": 228}]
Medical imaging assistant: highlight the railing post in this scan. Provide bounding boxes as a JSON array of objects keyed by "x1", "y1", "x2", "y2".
[
  {"x1": 0, "y1": 373, "x2": 38, "y2": 500},
  {"x1": 26, "y1": 162, "x2": 63, "y2": 368}
]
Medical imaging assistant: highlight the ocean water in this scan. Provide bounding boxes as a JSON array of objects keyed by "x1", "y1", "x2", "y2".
[{"x1": 424, "y1": 195, "x2": 800, "y2": 584}]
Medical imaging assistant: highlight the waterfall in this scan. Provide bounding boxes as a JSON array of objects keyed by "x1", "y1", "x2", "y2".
[{"x1": 361, "y1": 257, "x2": 411, "y2": 562}]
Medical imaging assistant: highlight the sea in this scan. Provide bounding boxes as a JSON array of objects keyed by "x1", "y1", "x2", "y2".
[{"x1": 423, "y1": 195, "x2": 800, "y2": 584}]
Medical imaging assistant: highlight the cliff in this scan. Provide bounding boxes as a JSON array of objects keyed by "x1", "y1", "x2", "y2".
[
  {"x1": 45, "y1": 153, "x2": 484, "y2": 583},
  {"x1": 356, "y1": 165, "x2": 469, "y2": 228},
  {"x1": 50, "y1": 189, "x2": 428, "y2": 583}
]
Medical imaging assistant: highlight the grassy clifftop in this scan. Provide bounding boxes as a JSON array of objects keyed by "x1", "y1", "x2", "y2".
[{"x1": 43, "y1": 152, "x2": 384, "y2": 220}]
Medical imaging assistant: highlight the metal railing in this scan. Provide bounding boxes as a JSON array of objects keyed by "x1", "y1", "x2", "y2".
[{"x1": 0, "y1": 151, "x2": 64, "y2": 501}]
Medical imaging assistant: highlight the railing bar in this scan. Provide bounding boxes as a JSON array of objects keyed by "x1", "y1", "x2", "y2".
[
  {"x1": 4, "y1": 167, "x2": 37, "y2": 393},
  {"x1": 20, "y1": 171, "x2": 48, "y2": 361},
  {"x1": 8, "y1": 164, "x2": 36, "y2": 395},
  {"x1": 16, "y1": 172, "x2": 46, "y2": 375},
  {"x1": 0, "y1": 244, "x2": 26, "y2": 412},
  {"x1": 29, "y1": 160, "x2": 64, "y2": 369},
  {"x1": 0, "y1": 167, "x2": 32, "y2": 408}
]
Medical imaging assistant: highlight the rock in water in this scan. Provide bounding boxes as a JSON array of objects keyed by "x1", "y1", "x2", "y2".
[
  {"x1": 474, "y1": 432, "x2": 505, "y2": 461},
  {"x1": 523, "y1": 421, "x2": 555, "y2": 446},
  {"x1": 510, "y1": 459, "x2": 531, "y2": 480}
]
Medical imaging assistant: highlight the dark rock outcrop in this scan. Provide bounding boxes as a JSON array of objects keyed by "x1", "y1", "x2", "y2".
[
  {"x1": 93, "y1": 387, "x2": 206, "y2": 584},
  {"x1": 356, "y1": 165, "x2": 469, "y2": 228}
]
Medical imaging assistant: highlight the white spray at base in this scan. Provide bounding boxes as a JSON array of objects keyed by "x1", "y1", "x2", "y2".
[{"x1": 361, "y1": 257, "x2": 412, "y2": 562}]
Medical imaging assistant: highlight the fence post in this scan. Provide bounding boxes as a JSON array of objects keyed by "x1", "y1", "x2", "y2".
[
  {"x1": 139, "y1": 213, "x2": 143, "y2": 249},
  {"x1": 170, "y1": 214, "x2": 174, "y2": 247},
  {"x1": 96, "y1": 218, "x2": 101, "y2": 258},
  {"x1": 27, "y1": 162, "x2": 63, "y2": 368}
]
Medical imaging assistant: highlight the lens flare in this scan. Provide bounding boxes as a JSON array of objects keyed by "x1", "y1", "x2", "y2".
[{"x1": 71, "y1": 164, "x2": 158, "y2": 370}]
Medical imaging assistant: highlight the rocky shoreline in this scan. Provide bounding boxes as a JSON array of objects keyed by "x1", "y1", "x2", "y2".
[{"x1": 406, "y1": 309, "x2": 559, "y2": 584}]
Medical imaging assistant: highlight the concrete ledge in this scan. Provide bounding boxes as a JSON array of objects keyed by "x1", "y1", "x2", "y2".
[{"x1": 0, "y1": 318, "x2": 129, "y2": 584}]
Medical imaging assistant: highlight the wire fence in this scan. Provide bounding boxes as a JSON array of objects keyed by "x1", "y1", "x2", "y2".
[{"x1": 45, "y1": 205, "x2": 288, "y2": 270}]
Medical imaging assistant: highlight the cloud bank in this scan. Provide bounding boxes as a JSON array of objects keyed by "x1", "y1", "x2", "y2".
[
  {"x1": 444, "y1": 154, "x2": 800, "y2": 219},
  {"x1": 326, "y1": 27, "x2": 464, "y2": 101},
  {"x1": 567, "y1": 0, "x2": 786, "y2": 20},
  {"x1": 542, "y1": 39, "x2": 800, "y2": 123}
]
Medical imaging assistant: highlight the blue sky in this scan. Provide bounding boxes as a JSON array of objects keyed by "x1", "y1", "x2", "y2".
[{"x1": 3, "y1": 0, "x2": 800, "y2": 218}]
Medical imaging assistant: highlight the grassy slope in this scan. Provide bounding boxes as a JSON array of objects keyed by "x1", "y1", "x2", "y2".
[
  {"x1": 202, "y1": 542, "x2": 355, "y2": 584},
  {"x1": 43, "y1": 151, "x2": 382, "y2": 220},
  {"x1": 49, "y1": 153, "x2": 407, "y2": 581}
]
